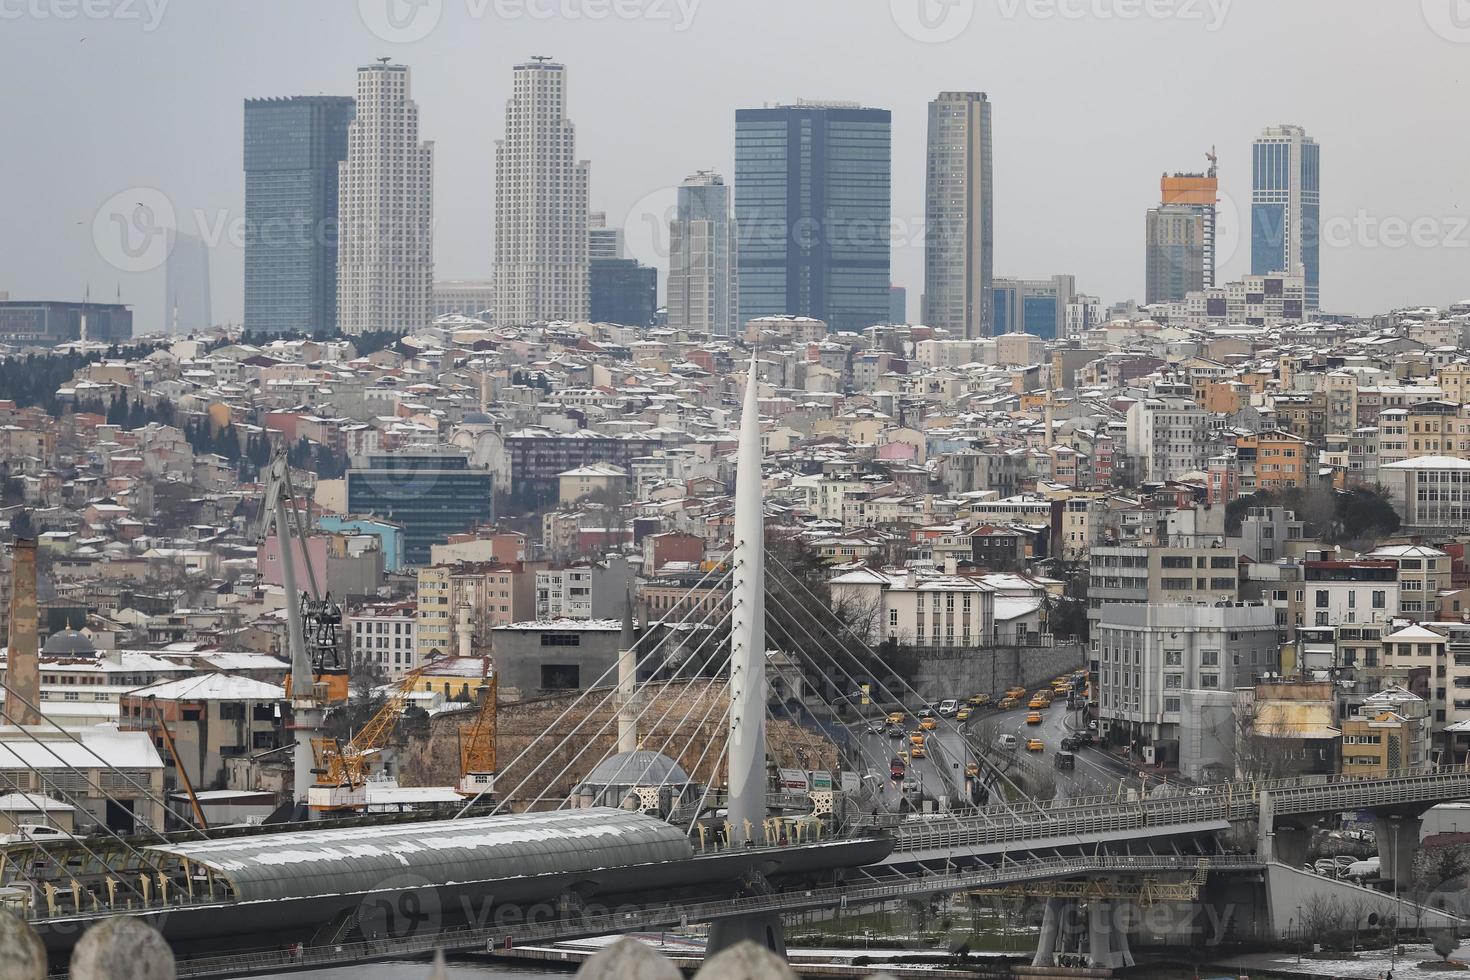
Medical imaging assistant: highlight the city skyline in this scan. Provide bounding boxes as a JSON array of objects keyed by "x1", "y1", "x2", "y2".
[{"x1": 4, "y1": 3, "x2": 1467, "y2": 331}]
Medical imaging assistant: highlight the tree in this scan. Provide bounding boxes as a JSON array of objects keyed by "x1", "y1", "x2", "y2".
[
  {"x1": 1434, "y1": 929, "x2": 1458, "y2": 961},
  {"x1": 1336, "y1": 486, "x2": 1401, "y2": 545}
]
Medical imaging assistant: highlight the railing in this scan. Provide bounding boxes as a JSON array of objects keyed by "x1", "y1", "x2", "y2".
[
  {"x1": 892, "y1": 765, "x2": 1470, "y2": 854},
  {"x1": 149, "y1": 854, "x2": 1249, "y2": 980}
]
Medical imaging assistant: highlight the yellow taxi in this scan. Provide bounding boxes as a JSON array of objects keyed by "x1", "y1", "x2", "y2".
[
  {"x1": 908, "y1": 732, "x2": 927, "y2": 758},
  {"x1": 998, "y1": 696, "x2": 1019, "y2": 710},
  {"x1": 919, "y1": 716, "x2": 938, "y2": 731},
  {"x1": 968, "y1": 693, "x2": 992, "y2": 708},
  {"x1": 956, "y1": 707, "x2": 971, "y2": 722},
  {"x1": 1026, "y1": 738, "x2": 1044, "y2": 752},
  {"x1": 886, "y1": 711, "x2": 906, "y2": 727},
  {"x1": 964, "y1": 761, "x2": 980, "y2": 778},
  {"x1": 1026, "y1": 711, "x2": 1043, "y2": 725}
]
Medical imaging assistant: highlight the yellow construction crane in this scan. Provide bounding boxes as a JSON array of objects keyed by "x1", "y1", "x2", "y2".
[
  {"x1": 309, "y1": 663, "x2": 432, "y2": 812},
  {"x1": 456, "y1": 657, "x2": 498, "y2": 798}
]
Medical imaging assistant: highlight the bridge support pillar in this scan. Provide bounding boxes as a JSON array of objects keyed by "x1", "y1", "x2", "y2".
[
  {"x1": 1273, "y1": 825, "x2": 1313, "y2": 869},
  {"x1": 1375, "y1": 814, "x2": 1422, "y2": 888},
  {"x1": 1085, "y1": 900, "x2": 1134, "y2": 970},
  {"x1": 707, "y1": 913, "x2": 787, "y2": 959},
  {"x1": 1032, "y1": 897, "x2": 1064, "y2": 967}
]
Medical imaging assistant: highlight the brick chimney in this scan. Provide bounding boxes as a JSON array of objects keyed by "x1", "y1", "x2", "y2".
[{"x1": 4, "y1": 538, "x2": 41, "y2": 726}]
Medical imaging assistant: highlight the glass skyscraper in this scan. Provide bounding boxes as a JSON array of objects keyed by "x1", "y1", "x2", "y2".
[
  {"x1": 1251, "y1": 124, "x2": 1320, "y2": 310},
  {"x1": 243, "y1": 96, "x2": 355, "y2": 335},
  {"x1": 734, "y1": 103, "x2": 891, "y2": 333},
  {"x1": 346, "y1": 453, "x2": 494, "y2": 566}
]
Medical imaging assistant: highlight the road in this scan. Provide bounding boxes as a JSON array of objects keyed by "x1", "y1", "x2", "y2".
[{"x1": 841, "y1": 690, "x2": 1138, "y2": 810}]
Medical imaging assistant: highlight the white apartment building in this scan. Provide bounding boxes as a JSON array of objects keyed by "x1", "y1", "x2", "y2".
[
  {"x1": 494, "y1": 59, "x2": 590, "y2": 326},
  {"x1": 336, "y1": 61, "x2": 434, "y2": 334},
  {"x1": 667, "y1": 171, "x2": 738, "y2": 337},
  {"x1": 348, "y1": 600, "x2": 419, "y2": 677},
  {"x1": 1124, "y1": 385, "x2": 1210, "y2": 481},
  {"x1": 1094, "y1": 603, "x2": 1279, "y2": 769},
  {"x1": 829, "y1": 567, "x2": 1000, "y2": 648}
]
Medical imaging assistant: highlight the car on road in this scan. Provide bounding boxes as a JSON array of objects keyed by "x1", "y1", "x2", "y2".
[
  {"x1": 919, "y1": 716, "x2": 938, "y2": 731},
  {"x1": 967, "y1": 693, "x2": 991, "y2": 708},
  {"x1": 890, "y1": 757, "x2": 906, "y2": 781},
  {"x1": 887, "y1": 724, "x2": 906, "y2": 739},
  {"x1": 955, "y1": 707, "x2": 971, "y2": 722},
  {"x1": 998, "y1": 696, "x2": 1020, "y2": 710},
  {"x1": 1026, "y1": 738, "x2": 1044, "y2": 752},
  {"x1": 996, "y1": 733, "x2": 1018, "y2": 750},
  {"x1": 937, "y1": 699, "x2": 959, "y2": 717},
  {"x1": 1028, "y1": 696, "x2": 1047, "y2": 710},
  {"x1": 1026, "y1": 711, "x2": 1043, "y2": 725},
  {"x1": 1054, "y1": 750, "x2": 1076, "y2": 769},
  {"x1": 865, "y1": 721, "x2": 885, "y2": 735},
  {"x1": 1060, "y1": 735, "x2": 1080, "y2": 751},
  {"x1": 886, "y1": 711, "x2": 906, "y2": 727},
  {"x1": 964, "y1": 761, "x2": 980, "y2": 778},
  {"x1": 909, "y1": 735, "x2": 927, "y2": 759}
]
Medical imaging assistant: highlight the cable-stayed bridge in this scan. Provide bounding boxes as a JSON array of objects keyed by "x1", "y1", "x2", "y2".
[{"x1": 4, "y1": 355, "x2": 1469, "y2": 974}]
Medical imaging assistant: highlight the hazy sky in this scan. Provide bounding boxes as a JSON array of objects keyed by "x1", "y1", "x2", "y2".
[{"x1": 3, "y1": 0, "x2": 1469, "y2": 331}]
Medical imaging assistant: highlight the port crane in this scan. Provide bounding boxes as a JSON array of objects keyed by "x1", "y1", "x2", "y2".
[{"x1": 255, "y1": 449, "x2": 348, "y2": 807}]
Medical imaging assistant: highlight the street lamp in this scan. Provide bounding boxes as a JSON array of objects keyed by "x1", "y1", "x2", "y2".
[{"x1": 1296, "y1": 906, "x2": 1303, "y2": 964}]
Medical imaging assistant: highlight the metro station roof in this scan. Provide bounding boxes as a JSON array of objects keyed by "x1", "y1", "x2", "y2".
[{"x1": 147, "y1": 807, "x2": 694, "y2": 903}]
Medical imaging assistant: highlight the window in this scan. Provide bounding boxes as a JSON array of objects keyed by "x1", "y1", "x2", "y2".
[
  {"x1": 540, "y1": 664, "x2": 581, "y2": 690},
  {"x1": 1165, "y1": 651, "x2": 1182, "y2": 666},
  {"x1": 1201, "y1": 650, "x2": 1219, "y2": 666},
  {"x1": 1315, "y1": 590, "x2": 1328, "y2": 608},
  {"x1": 1200, "y1": 674, "x2": 1219, "y2": 688},
  {"x1": 1164, "y1": 697, "x2": 1181, "y2": 713},
  {"x1": 1373, "y1": 591, "x2": 1386, "y2": 609},
  {"x1": 889, "y1": 609, "x2": 898, "y2": 626},
  {"x1": 1165, "y1": 674, "x2": 1182, "y2": 688},
  {"x1": 541, "y1": 633, "x2": 581, "y2": 647}
]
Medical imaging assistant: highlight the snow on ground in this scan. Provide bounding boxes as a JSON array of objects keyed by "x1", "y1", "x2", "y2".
[{"x1": 1225, "y1": 942, "x2": 1468, "y2": 978}]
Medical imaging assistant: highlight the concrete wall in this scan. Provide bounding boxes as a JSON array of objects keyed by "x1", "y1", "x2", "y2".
[{"x1": 910, "y1": 642, "x2": 1086, "y2": 702}]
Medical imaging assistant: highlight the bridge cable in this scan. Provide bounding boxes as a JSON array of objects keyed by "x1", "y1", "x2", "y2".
[
  {"x1": 0, "y1": 760, "x2": 158, "y2": 899},
  {"x1": 493, "y1": 599, "x2": 735, "y2": 814},
  {"x1": 0, "y1": 681, "x2": 208, "y2": 834},
  {"x1": 523, "y1": 615, "x2": 735, "y2": 814},
  {"x1": 455, "y1": 560, "x2": 734, "y2": 816},
  {"x1": 766, "y1": 559, "x2": 1047, "y2": 819},
  {"x1": 0, "y1": 767, "x2": 149, "y2": 909},
  {"x1": 762, "y1": 572, "x2": 1033, "y2": 822},
  {"x1": 492, "y1": 576, "x2": 736, "y2": 813},
  {"x1": 561, "y1": 599, "x2": 737, "y2": 804}
]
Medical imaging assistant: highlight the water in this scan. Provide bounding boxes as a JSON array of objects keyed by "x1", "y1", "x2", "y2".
[{"x1": 249, "y1": 961, "x2": 565, "y2": 980}]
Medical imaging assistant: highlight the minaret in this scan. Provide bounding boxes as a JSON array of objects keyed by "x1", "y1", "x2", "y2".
[
  {"x1": 455, "y1": 598, "x2": 473, "y2": 658},
  {"x1": 726, "y1": 355, "x2": 766, "y2": 845},
  {"x1": 3, "y1": 539, "x2": 41, "y2": 726}
]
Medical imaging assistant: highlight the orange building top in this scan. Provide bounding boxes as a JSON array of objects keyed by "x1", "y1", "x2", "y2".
[{"x1": 1160, "y1": 174, "x2": 1218, "y2": 207}]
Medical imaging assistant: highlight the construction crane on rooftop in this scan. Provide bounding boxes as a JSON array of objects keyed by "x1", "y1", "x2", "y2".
[{"x1": 309, "y1": 662, "x2": 436, "y2": 812}]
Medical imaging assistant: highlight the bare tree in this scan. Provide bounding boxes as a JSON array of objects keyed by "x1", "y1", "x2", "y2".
[{"x1": 1233, "y1": 695, "x2": 1302, "y2": 781}]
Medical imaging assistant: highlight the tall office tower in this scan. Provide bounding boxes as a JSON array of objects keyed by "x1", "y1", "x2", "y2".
[
  {"x1": 244, "y1": 96, "x2": 354, "y2": 335},
  {"x1": 495, "y1": 58, "x2": 591, "y2": 326},
  {"x1": 165, "y1": 231, "x2": 212, "y2": 333},
  {"x1": 1252, "y1": 124, "x2": 1321, "y2": 310},
  {"x1": 923, "y1": 91, "x2": 993, "y2": 337},
  {"x1": 734, "y1": 101, "x2": 891, "y2": 333},
  {"x1": 336, "y1": 61, "x2": 434, "y2": 335},
  {"x1": 667, "y1": 171, "x2": 738, "y2": 336},
  {"x1": 1145, "y1": 157, "x2": 1218, "y2": 305}
]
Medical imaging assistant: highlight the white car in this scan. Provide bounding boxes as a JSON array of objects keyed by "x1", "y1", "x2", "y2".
[{"x1": 937, "y1": 699, "x2": 959, "y2": 717}]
